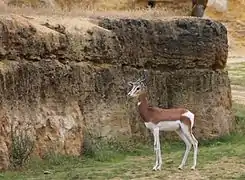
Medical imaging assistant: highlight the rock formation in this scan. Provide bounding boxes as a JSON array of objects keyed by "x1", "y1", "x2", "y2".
[{"x1": 0, "y1": 14, "x2": 234, "y2": 170}]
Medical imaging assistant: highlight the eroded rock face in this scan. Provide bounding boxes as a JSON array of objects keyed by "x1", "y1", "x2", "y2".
[
  {"x1": 0, "y1": 14, "x2": 234, "y2": 170},
  {"x1": 0, "y1": 115, "x2": 10, "y2": 171}
]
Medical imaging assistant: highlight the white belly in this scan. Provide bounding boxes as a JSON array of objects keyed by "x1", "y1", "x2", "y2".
[{"x1": 144, "y1": 121, "x2": 180, "y2": 131}]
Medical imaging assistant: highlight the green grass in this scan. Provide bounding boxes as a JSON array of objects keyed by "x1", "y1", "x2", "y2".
[
  {"x1": 227, "y1": 62, "x2": 245, "y2": 87},
  {"x1": 1, "y1": 133, "x2": 245, "y2": 180},
  {"x1": 232, "y1": 102, "x2": 245, "y2": 133}
]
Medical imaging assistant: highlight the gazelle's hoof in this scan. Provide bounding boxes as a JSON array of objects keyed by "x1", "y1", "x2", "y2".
[
  {"x1": 178, "y1": 165, "x2": 183, "y2": 170},
  {"x1": 191, "y1": 166, "x2": 196, "y2": 170},
  {"x1": 152, "y1": 165, "x2": 161, "y2": 171}
]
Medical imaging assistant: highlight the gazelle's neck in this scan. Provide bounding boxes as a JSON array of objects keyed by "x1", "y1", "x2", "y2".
[
  {"x1": 138, "y1": 93, "x2": 148, "y2": 105},
  {"x1": 138, "y1": 92, "x2": 150, "y2": 122}
]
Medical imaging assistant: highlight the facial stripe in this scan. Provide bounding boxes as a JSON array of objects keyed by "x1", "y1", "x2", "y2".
[{"x1": 128, "y1": 84, "x2": 141, "y2": 96}]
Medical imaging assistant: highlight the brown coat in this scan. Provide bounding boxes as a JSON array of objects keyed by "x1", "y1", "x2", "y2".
[{"x1": 137, "y1": 93, "x2": 192, "y2": 129}]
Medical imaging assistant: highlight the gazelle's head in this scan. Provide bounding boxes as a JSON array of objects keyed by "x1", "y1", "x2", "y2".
[{"x1": 127, "y1": 71, "x2": 148, "y2": 98}]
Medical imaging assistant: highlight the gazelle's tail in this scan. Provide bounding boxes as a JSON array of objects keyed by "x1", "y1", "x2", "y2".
[{"x1": 207, "y1": 0, "x2": 228, "y2": 12}]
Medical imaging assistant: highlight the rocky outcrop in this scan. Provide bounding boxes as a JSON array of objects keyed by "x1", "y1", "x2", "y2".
[{"x1": 0, "y1": 14, "x2": 233, "y2": 170}]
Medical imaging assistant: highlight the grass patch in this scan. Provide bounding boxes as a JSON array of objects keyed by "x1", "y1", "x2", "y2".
[
  {"x1": 232, "y1": 102, "x2": 245, "y2": 133},
  {"x1": 2, "y1": 132, "x2": 245, "y2": 180},
  {"x1": 227, "y1": 62, "x2": 245, "y2": 87},
  {"x1": 82, "y1": 132, "x2": 153, "y2": 161},
  {"x1": 236, "y1": 174, "x2": 245, "y2": 180},
  {"x1": 2, "y1": 133, "x2": 245, "y2": 180}
]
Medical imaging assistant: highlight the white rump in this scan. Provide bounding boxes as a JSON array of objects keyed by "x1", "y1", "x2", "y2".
[{"x1": 207, "y1": 0, "x2": 228, "y2": 12}]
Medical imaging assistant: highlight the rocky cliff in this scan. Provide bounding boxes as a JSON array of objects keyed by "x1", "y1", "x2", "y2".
[{"x1": 0, "y1": 14, "x2": 233, "y2": 170}]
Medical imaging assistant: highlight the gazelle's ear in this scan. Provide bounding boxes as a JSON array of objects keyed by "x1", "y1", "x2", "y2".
[{"x1": 128, "y1": 81, "x2": 134, "y2": 86}]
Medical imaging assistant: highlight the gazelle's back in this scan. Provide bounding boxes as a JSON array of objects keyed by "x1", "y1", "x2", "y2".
[{"x1": 147, "y1": 107, "x2": 189, "y2": 123}]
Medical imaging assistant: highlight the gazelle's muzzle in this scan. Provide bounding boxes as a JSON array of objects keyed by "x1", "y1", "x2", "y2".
[{"x1": 127, "y1": 90, "x2": 134, "y2": 97}]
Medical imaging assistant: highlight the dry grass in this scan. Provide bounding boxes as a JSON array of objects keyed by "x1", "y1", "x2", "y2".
[
  {"x1": 0, "y1": 0, "x2": 191, "y2": 18},
  {"x1": 2, "y1": 0, "x2": 191, "y2": 11}
]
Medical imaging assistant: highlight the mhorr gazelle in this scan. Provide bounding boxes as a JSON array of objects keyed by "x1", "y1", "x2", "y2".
[
  {"x1": 147, "y1": 0, "x2": 228, "y2": 18},
  {"x1": 127, "y1": 71, "x2": 198, "y2": 171}
]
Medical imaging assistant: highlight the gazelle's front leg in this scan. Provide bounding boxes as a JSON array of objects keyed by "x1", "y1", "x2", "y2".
[
  {"x1": 156, "y1": 129, "x2": 162, "y2": 170},
  {"x1": 152, "y1": 127, "x2": 161, "y2": 171}
]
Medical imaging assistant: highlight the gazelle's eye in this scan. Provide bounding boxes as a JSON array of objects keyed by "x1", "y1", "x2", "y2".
[{"x1": 136, "y1": 87, "x2": 140, "y2": 91}]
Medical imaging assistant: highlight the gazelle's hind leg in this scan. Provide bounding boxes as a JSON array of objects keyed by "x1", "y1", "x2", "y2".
[
  {"x1": 180, "y1": 123, "x2": 198, "y2": 170},
  {"x1": 175, "y1": 128, "x2": 192, "y2": 170},
  {"x1": 190, "y1": 134, "x2": 198, "y2": 170}
]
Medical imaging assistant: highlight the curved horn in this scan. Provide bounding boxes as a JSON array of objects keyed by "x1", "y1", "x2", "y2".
[
  {"x1": 139, "y1": 70, "x2": 148, "y2": 82},
  {"x1": 128, "y1": 81, "x2": 134, "y2": 86}
]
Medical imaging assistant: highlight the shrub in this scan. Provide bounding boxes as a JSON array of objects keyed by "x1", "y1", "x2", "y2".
[{"x1": 9, "y1": 129, "x2": 34, "y2": 169}]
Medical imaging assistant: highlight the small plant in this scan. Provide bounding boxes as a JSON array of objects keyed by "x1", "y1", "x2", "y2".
[{"x1": 9, "y1": 129, "x2": 34, "y2": 169}]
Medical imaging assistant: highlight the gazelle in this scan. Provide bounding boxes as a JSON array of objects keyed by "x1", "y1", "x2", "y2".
[
  {"x1": 127, "y1": 71, "x2": 198, "y2": 171},
  {"x1": 147, "y1": 0, "x2": 228, "y2": 18},
  {"x1": 147, "y1": 0, "x2": 208, "y2": 17}
]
